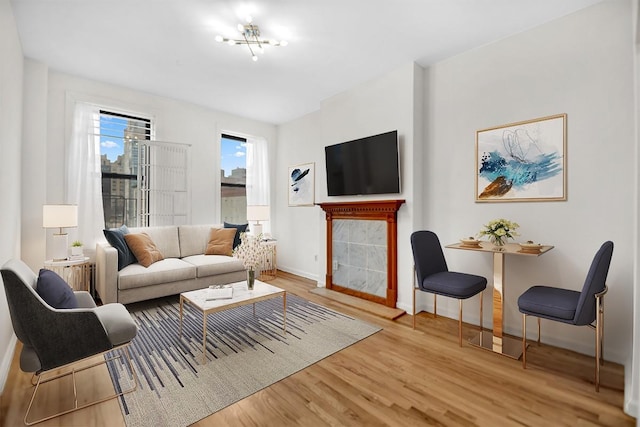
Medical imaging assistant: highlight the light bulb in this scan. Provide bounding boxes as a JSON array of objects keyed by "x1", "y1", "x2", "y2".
[
  {"x1": 252, "y1": 55, "x2": 258, "y2": 62},
  {"x1": 227, "y1": 39, "x2": 236, "y2": 45},
  {"x1": 268, "y1": 39, "x2": 278, "y2": 46},
  {"x1": 215, "y1": 35, "x2": 223, "y2": 43},
  {"x1": 237, "y1": 23, "x2": 244, "y2": 32},
  {"x1": 280, "y1": 40, "x2": 289, "y2": 47},
  {"x1": 246, "y1": 16, "x2": 253, "y2": 24}
]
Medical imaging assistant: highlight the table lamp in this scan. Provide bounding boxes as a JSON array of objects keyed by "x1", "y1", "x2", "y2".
[
  {"x1": 246, "y1": 205, "x2": 270, "y2": 237},
  {"x1": 43, "y1": 204, "x2": 78, "y2": 261}
]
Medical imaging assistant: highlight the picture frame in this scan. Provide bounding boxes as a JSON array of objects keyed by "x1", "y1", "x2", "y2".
[
  {"x1": 288, "y1": 162, "x2": 315, "y2": 206},
  {"x1": 475, "y1": 113, "x2": 567, "y2": 202}
]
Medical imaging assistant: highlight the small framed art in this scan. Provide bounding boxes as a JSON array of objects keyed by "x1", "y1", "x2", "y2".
[{"x1": 288, "y1": 162, "x2": 315, "y2": 206}]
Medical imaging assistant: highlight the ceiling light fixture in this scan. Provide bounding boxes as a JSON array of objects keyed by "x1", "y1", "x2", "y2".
[{"x1": 215, "y1": 16, "x2": 288, "y2": 62}]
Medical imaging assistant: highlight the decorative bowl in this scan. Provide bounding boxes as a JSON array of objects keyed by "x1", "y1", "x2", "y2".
[
  {"x1": 519, "y1": 242, "x2": 543, "y2": 253},
  {"x1": 460, "y1": 237, "x2": 481, "y2": 247},
  {"x1": 519, "y1": 242, "x2": 543, "y2": 249}
]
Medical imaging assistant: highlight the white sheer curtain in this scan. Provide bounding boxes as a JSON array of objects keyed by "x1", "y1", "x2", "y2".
[
  {"x1": 66, "y1": 102, "x2": 104, "y2": 258},
  {"x1": 245, "y1": 136, "x2": 270, "y2": 206}
]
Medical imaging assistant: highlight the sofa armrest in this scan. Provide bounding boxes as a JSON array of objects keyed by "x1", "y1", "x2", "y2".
[{"x1": 96, "y1": 242, "x2": 119, "y2": 304}]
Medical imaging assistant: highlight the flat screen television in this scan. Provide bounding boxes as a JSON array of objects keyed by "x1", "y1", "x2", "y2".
[{"x1": 325, "y1": 130, "x2": 400, "y2": 196}]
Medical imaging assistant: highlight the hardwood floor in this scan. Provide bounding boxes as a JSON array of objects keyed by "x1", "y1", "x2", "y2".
[{"x1": 1, "y1": 272, "x2": 635, "y2": 426}]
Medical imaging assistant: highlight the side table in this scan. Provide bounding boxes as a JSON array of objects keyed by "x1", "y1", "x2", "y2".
[
  {"x1": 260, "y1": 240, "x2": 277, "y2": 281},
  {"x1": 44, "y1": 257, "x2": 92, "y2": 295}
]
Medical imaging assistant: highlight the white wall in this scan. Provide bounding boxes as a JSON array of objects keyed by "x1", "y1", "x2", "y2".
[
  {"x1": 276, "y1": 0, "x2": 636, "y2": 414},
  {"x1": 425, "y1": 0, "x2": 634, "y2": 364},
  {"x1": 0, "y1": 0, "x2": 23, "y2": 392},
  {"x1": 630, "y1": 0, "x2": 640, "y2": 419},
  {"x1": 276, "y1": 63, "x2": 423, "y2": 309},
  {"x1": 18, "y1": 70, "x2": 277, "y2": 266}
]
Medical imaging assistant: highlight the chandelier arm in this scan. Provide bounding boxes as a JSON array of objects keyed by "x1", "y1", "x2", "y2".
[{"x1": 242, "y1": 32, "x2": 256, "y2": 58}]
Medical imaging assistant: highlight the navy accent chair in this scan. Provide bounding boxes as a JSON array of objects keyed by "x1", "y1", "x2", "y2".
[
  {"x1": 1, "y1": 259, "x2": 139, "y2": 424},
  {"x1": 517, "y1": 241, "x2": 613, "y2": 391},
  {"x1": 410, "y1": 231, "x2": 487, "y2": 346}
]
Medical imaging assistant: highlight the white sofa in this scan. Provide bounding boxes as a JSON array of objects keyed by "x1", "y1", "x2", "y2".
[{"x1": 96, "y1": 224, "x2": 246, "y2": 304}]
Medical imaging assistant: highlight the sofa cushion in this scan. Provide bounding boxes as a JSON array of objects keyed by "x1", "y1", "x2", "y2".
[
  {"x1": 181, "y1": 254, "x2": 245, "y2": 278},
  {"x1": 128, "y1": 226, "x2": 181, "y2": 259},
  {"x1": 118, "y1": 258, "x2": 197, "y2": 290},
  {"x1": 224, "y1": 222, "x2": 249, "y2": 249},
  {"x1": 103, "y1": 225, "x2": 137, "y2": 270},
  {"x1": 178, "y1": 224, "x2": 223, "y2": 257},
  {"x1": 124, "y1": 233, "x2": 164, "y2": 267},
  {"x1": 37, "y1": 269, "x2": 78, "y2": 309},
  {"x1": 205, "y1": 228, "x2": 236, "y2": 256}
]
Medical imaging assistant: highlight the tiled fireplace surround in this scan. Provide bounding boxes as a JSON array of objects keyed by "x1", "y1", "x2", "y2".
[{"x1": 318, "y1": 200, "x2": 405, "y2": 307}]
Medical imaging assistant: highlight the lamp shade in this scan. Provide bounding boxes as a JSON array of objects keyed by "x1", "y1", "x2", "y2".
[
  {"x1": 43, "y1": 205, "x2": 78, "y2": 229},
  {"x1": 246, "y1": 205, "x2": 270, "y2": 222}
]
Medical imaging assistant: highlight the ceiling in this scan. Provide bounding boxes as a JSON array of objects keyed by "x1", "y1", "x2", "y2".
[{"x1": 11, "y1": 0, "x2": 603, "y2": 125}]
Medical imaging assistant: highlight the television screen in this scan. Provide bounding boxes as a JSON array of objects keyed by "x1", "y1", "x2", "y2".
[{"x1": 325, "y1": 130, "x2": 400, "y2": 196}]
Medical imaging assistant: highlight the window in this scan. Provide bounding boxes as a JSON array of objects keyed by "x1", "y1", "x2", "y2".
[
  {"x1": 220, "y1": 134, "x2": 247, "y2": 224},
  {"x1": 99, "y1": 110, "x2": 151, "y2": 228}
]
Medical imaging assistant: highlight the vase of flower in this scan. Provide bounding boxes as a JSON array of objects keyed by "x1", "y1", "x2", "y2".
[
  {"x1": 247, "y1": 269, "x2": 256, "y2": 290},
  {"x1": 489, "y1": 236, "x2": 506, "y2": 247},
  {"x1": 478, "y1": 218, "x2": 519, "y2": 248},
  {"x1": 233, "y1": 232, "x2": 268, "y2": 290}
]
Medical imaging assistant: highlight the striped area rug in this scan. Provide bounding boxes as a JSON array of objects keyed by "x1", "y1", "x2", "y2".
[{"x1": 106, "y1": 293, "x2": 381, "y2": 427}]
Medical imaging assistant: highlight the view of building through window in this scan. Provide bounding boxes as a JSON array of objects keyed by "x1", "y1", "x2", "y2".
[
  {"x1": 99, "y1": 111, "x2": 151, "y2": 228},
  {"x1": 220, "y1": 134, "x2": 247, "y2": 224}
]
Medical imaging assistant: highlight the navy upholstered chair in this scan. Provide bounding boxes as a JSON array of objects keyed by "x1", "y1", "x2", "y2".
[
  {"x1": 411, "y1": 231, "x2": 487, "y2": 346},
  {"x1": 517, "y1": 241, "x2": 613, "y2": 391},
  {"x1": 1, "y1": 259, "x2": 139, "y2": 425}
]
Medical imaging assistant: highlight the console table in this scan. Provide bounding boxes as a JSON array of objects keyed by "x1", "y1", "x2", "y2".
[{"x1": 446, "y1": 241, "x2": 553, "y2": 359}]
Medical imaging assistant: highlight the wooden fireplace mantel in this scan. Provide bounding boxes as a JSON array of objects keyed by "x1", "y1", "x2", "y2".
[{"x1": 318, "y1": 199, "x2": 405, "y2": 307}]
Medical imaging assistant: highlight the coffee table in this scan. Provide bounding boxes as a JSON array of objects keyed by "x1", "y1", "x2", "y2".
[{"x1": 179, "y1": 280, "x2": 286, "y2": 363}]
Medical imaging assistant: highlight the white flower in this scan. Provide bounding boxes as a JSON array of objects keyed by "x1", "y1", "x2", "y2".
[
  {"x1": 233, "y1": 232, "x2": 269, "y2": 271},
  {"x1": 478, "y1": 218, "x2": 519, "y2": 242}
]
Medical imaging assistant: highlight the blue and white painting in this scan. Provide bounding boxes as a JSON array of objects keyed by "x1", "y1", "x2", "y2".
[
  {"x1": 288, "y1": 162, "x2": 315, "y2": 206},
  {"x1": 476, "y1": 114, "x2": 566, "y2": 202}
]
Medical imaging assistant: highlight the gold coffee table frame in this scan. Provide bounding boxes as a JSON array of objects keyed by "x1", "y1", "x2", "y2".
[
  {"x1": 179, "y1": 280, "x2": 286, "y2": 363},
  {"x1": 446, "y1": 241, "x2": 553, "y2": 359}
]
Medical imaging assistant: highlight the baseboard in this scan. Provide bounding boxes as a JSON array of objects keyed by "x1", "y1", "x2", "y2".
[
  {"x1": 277, "y1": 266, "x2": 318, "y2": 283},
  {"x1": 0, "y1": 334, "x2": 17, "y2": 394},
  {"x1": 624, "y1": 393, "x2": 638, "y2": 419}
]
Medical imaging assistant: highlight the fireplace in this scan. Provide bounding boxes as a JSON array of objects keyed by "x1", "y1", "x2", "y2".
[{"x1": 318, "y1": 200, "x2": 405, "y2": 307}]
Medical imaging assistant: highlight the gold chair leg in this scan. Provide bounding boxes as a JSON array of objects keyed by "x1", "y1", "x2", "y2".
[
  {"x1": 600, "y1": 295, "x2": 605, "y2": 366},
  {"x1": 595, "y1": 294, "x2": 604, "y2": 392},
  {"x1": 434, "y1": 294, "x2": 437, "y2": 318},
  {"x1": 522, "y1": 314, "x2": 527, "y2": 369},
  {"x1": 479, "y1": 291, "x2": 483, "y2": 333},
  {"x1": 24, "y1": 343, "x2": 138, "y2": 425},
  {"x1": 458, "y1": 299, "x2": 463, "y2": 347},
  {"x1": 412, "y1": 266, "x2": 416, "y2": 330}
]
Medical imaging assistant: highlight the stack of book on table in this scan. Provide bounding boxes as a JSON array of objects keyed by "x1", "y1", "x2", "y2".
[{"x1": 206, "y1": 285, "x2": 233, "y2": 301}]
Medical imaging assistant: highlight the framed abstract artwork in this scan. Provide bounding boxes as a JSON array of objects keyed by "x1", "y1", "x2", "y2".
[
  {"x1": 288, "y1": 162, "x2": 315, "y2": 206},
  {"x1": 476, "y1": 114, "x2": 567, "y2": 202}
]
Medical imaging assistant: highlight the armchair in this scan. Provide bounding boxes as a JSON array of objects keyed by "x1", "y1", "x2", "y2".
[{"x1": 1, "y1": 259, "x2": 139, "y2": 425}]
